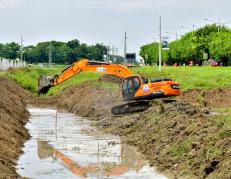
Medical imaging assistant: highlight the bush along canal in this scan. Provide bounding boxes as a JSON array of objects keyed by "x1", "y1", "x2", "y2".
[{"x1": 17, "y1": 107, "x2": 167, "y2": 179}]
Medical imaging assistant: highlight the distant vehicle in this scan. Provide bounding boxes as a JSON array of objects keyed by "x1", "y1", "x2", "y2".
[
  {"x1": 211, "y1": 60, "x2": 219, "y2": 67},
  {"x1": 189, "y1": 61, "x2": 194, "y2": 66},
  {"x1": 208, "y1": 59, "x2": 219, "y2": 67}
]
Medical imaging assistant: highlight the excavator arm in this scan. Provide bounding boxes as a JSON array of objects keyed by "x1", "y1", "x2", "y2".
[{"x1": 38, "y1": 59, "x2": 133, "y2": 94}]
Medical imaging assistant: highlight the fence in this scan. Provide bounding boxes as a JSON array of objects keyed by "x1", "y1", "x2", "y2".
[
  {"x1": 38, "y1": 63, "x2": 56, "y2": 68},
  {"x1": 0, "y1": 57, "x2": 26, "y2": 71}
]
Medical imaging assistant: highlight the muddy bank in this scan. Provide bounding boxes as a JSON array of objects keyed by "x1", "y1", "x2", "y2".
[
  {"x1": 55, "y1": 82, "x2": 231, "y2": 179},
  {"x1": 178, "y1": 88, "x2": 231, "y2": 108},
  {"x1": 2, "y1": 76, "x2": 230, "y2": 178},
  {"x1": 0, "y1": 77, "x2": 30, "y2": 178}
]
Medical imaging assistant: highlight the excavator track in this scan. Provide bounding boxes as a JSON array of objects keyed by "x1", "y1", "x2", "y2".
[
  {"x1": 111, "y1": 99, "x2": 176, "y2": 116},
  {"x1": 111, "y1": 101, "x2": 151, "y2": 115}
]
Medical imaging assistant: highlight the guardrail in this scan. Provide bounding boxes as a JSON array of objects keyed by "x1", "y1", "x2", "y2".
[{"x1": 0, "y1": 57, "x2": 26, "y2": 71}]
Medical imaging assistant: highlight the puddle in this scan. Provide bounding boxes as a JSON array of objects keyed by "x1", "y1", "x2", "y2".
[{"x1": 17, "y1": 107, "x2": 167, "y2": 179}]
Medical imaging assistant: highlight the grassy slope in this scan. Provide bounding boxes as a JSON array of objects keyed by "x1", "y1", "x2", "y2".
[
  {"x1": 132, "y1": 66, "x2": 231, "y2": 91},
  {"x1": 1, "y1": 66, "x2": 100, "y2": 95},
  {"x1": 2, "y1": 66, "x2": 231, "y2": 95}
]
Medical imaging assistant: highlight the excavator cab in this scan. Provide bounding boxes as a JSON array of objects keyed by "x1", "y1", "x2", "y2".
[
  {"x1": 122, "y1": 76, "x2": 180, "y2": 101},
  {"x1": 122, "y1": 76, "x2": 142, "y2": 101}
]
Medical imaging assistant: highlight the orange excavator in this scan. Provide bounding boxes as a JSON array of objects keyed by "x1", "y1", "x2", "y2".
[
  {"x1": 38, "y1": 59, "x2": 180, "y2": 99},
  {"x1": 38, "y1": 59, "x2": 180, "y2": 114}
]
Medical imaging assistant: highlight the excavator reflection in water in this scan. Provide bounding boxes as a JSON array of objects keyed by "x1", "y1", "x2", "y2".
[
  {"x1": 38, "y1": 59, "x2": 180, "y2": 114},
  {"x1": 37, "y1": 140, "x2": 149, "y2": 178}
]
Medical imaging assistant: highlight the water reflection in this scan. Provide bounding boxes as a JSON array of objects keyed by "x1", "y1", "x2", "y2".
[
  {"x1": 17, "y1": 107, "x2": 167, "y2": 179},
  {"x1": 37, "y1": 141, "x2": 147, "y2": 178}
]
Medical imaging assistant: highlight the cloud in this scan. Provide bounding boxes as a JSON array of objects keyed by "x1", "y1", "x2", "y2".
[
  {"x1": 0, "y1": 0, "x2": 27, "y2": 9},
  {"x1": 0, "y1": 0, "x2": 15, "y2": 9},
  {"x1": 100, "y1": 0, "x2": 155, "y2": 11},
  {"x1": 0, "y1": 0, "x2": 230, "y2": 56}
]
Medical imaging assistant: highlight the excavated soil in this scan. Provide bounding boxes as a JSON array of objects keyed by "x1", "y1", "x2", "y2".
[
  {"x1": 178, "y1": 88, "x2": 231, "y2": 108},
  {"x1": 0, "y1": 77, "x2": 30, "y2": 178},
  {"x1": 55, "y1": 83, "x2": 231, "y2": 179},
  {"x1": 99, "y1": 74, "x2": 122, "y2": 84},
  {"x1": 1, "y1": 76, "x2": 231, "y2": 179}
]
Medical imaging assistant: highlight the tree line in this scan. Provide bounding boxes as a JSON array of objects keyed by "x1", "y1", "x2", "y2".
[
  {"x1": 140, "y1": 24, "x2": 231, "y2": 66},
  {"x1": 0, "y1": 39, "x2": 108, "y2": 64}
]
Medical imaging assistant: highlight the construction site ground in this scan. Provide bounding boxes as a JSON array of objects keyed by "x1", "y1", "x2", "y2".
[{"x1": 0, "y1": 77, "x2": 231, "y2": 178}]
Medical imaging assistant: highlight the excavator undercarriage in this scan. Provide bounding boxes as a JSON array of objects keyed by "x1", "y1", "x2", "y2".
[{"x1": 111, "y1": 100, "x2": 151, "y2": 115}]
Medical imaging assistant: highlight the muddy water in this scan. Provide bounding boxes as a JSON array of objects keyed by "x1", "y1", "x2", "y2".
[{"x1": 17, "y1": 107, "x2": 167, "y2": 179}]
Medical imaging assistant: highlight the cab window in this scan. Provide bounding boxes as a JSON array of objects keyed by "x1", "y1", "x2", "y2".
[{"x1": 122, "y1": 77, "x2": 141, "y2": 100}]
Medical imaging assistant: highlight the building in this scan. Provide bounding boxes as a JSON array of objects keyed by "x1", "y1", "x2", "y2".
[{"x1": 126, "y1": 53, "x2": 136, "y2": 65}]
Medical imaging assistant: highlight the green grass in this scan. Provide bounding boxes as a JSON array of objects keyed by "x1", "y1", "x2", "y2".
[
  {"x1": 2, "y1": 67, "x2": 62, "y2": 93},
  {"x1": 131, "y1": 66, "x2": 231, "y2": 91},
  {"x1": 91, "y1": 81, "x2": 119, "y2": 92},
  {"x1": 0, "y1": 66, "x2": 100, "y2": 95},
  {"x1": 213, "y1": 107, "x2": 231, "y2": 127},
  {"x1": 2, "y1": 65, "x2": 231, "y2": 95},
  {"x1": 47, "y1": 72, "x2": 99, "y2": 95},
  {"x1": 170, "y1": 139, "x2": 192, "y2": 161}
]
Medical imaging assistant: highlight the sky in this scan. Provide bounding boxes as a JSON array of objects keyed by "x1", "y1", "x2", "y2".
[{"x1": 0, "y1": 0, "x2": 230, "y2": 58}]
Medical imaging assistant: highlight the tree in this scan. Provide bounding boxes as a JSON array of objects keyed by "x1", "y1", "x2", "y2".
[
  {"x1": 140, "y1": 42, "x2": 159, "y2": 65},
  {"x1": 67, "y1": 39, "x2": 80, "y2": 49},
  {"x1": 139, "y1": 24, "x2": 231, "y2": 65},
  {"x1": 1, "y1": 39, "x2": 108, "y2": 64},
  {"x1": 1, "y1": 42, "x2": 20, "y2": 59},
  {"x1": 209, "y1": 32, "x2": 231, "y2": 65},
  {"x1": 140, "y1": 42, "x2": 169, "y2": 65}
]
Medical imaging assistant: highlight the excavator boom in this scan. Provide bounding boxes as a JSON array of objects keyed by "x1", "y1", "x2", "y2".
[{"x1": 38, "y1": 59, "x2": 133, "y2": 94}]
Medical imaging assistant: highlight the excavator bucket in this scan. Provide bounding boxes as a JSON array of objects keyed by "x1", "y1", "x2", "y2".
[{"x1": 38, "y1": 75, "x2": 53, "y2": 95}]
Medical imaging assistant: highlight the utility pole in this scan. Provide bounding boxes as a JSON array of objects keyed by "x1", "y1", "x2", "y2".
[
  {"x1": 107, "y1": 44, "x2": 110, "y2": 62},
  {"x1": 159, "y1": 16, "x2": 162, "y2": 71},
  {"x1": 20, "y1": 36, "x2": 24, "y2": 61},
  {"x1": 112, "y1": 45, "x2": 114, "y2": 57},
  {"x1": 115, "y1": 47, "x2": 118, "y2": 56},
  {"x1": 193, "y1": 24, "x2": 195, "y2": 32},
  {"x1": 175, "y1": 31, "x2": 178, "y2": 40},
  {"x1": 124, "y1": 31, "x2": 127, "y2": 65},
  {"x1": 115, "y1": 47, "x2": 118, "y2": 63},
  {"x1": 48, "y1": 43, "x2": 53, "y2": 68}
]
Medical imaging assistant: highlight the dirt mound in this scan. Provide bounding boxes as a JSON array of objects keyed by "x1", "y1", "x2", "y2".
[
  {"x1": 0, "y1": 77, "x2": 30, "y2": 178},
  {"x1": 99, "y1": 74, "x2": 122, "y2": 84},
  {"x1": 56, "y1": 82, "x2": 231, "y2": 179},
  {"x1": 56, "y1": 82, "x2": 122, "y2": 118},
  {"x1": 178, "y1": 88, "x2": 231, "y2": 108}
]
